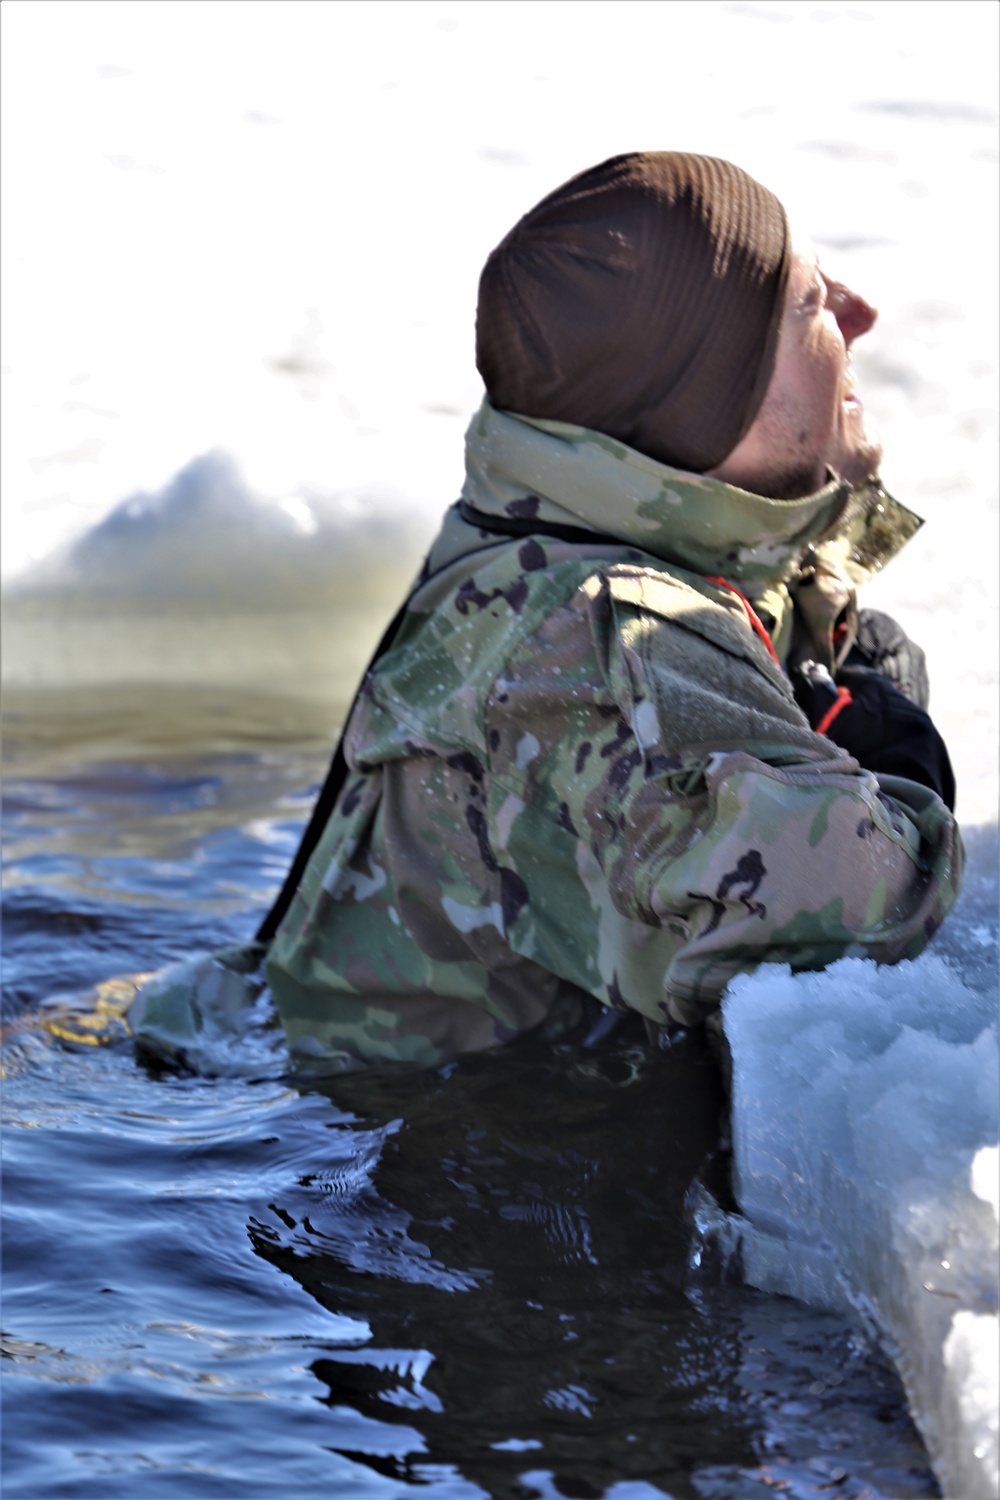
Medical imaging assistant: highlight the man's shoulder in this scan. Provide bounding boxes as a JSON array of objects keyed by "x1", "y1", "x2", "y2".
[
  {"x1": 407, "y1": 535, "x2": 735, "y2": 638},
  {"x1": 360, "y1": 541, "x2": 657, "y2": 749},
  {"x1": 386, "y1": 541, "x2": 771, "y2": 702}
]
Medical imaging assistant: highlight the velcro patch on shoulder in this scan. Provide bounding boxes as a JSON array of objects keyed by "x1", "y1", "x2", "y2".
[{"x1": 605, "y1": 565, "x2": 775, "y2": 676}]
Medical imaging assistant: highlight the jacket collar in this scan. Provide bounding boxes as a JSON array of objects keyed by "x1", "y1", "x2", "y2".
[{"x1": 459, "y1": 399, "x2": 922, "y2": 591}]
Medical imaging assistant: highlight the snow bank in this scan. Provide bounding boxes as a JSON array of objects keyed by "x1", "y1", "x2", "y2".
[
  {"x1": 722, "y1": 827, "x2": 999, "y2": 1499},
  {"x1": 2, "y1": 451, "x2": 433, "y2": 704},
  {"x1": 9, "y1": 449, "x2": 429, "y2": 609}
]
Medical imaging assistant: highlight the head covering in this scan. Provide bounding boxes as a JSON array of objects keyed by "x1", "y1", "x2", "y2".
[{"x1": 476, "y1": 152, "x2": 791, "y2": 473}]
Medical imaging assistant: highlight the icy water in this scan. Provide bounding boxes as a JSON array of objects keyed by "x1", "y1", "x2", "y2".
[{"x1": 2, "y1": 707, "x2": 942, "y2": 1500}]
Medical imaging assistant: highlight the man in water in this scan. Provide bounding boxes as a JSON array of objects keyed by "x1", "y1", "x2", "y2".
[{"x1": 130, "y1": 152, "x2": 960, "y2": 1071}]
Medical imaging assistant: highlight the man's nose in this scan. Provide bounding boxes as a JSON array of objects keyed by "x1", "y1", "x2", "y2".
[{"x1": 825, "y1": 276, "x2": 877, "y2": 343}]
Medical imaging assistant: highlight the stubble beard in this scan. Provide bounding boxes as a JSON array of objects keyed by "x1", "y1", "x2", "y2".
[
  {"x1": 758, "y1": 404, "x2": 882, "y2": 501},
  {"x1": 750, "y1": 463, "x2": 830, "y2": 501}
]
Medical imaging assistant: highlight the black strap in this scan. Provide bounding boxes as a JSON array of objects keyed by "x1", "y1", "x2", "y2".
[
  {"x1": 256, "y1": 499, "x2": 628, "y2": 944},
  {"x1": 458, "y1": 499, "x2": 627, "y2": 550}
]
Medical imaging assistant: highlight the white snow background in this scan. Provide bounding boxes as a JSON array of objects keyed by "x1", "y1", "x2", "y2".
[{"x1": 2, "y1": 3, "x2": 997, "y2": 1496}]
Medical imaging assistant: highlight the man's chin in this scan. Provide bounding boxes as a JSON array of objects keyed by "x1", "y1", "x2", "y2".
[{"x1": 835, "y1": 438, "x2": 883, "y2": 489}]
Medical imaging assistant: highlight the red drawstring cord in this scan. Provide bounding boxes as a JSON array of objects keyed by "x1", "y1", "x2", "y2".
[
  {"x1": 705, "y1": 576, "x2": 781, "y2": 666},
  {"x1": 705, "y1": 574, "x2": 853, "y2": 737},
  {"x1": 815, "y1": 686, "x2": 853, "y2": 736}
]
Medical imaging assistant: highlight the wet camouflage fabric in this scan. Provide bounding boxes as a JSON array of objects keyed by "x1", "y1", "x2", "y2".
[{"x1": 129, "y1": 401, "x2": 962, "y2": 1070}]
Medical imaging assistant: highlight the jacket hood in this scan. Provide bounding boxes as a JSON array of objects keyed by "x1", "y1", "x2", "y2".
[{"x1": 459, "y1": 399, "x2": 922, "y2": 591}]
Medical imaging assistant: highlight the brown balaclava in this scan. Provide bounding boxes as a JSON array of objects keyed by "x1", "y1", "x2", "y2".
[{"x1": 476, "y1": 152, "x2": 792, "y2": 474}]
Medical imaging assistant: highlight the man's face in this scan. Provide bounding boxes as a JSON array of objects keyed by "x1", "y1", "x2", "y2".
[{"x1": 709, "y1": 244, "x2": 883, "y2": 499}]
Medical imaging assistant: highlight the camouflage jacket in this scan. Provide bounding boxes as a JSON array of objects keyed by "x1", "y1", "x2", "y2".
[{"x1": 130, "y1": 402, "x2": 963, "y2": 1071}]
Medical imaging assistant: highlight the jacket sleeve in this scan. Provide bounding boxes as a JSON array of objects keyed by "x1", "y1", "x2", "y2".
[
  {"x1": 484, "y1": 565, "x2": 964, "y2": 1028},
  {"x1": 640, "y1": 755, "x2": 961, "y2": 1025}
]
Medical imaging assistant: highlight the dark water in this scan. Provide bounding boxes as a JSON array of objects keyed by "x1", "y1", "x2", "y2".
[{"x1": 2, "y1": 720, "x2": 941, "y2": 1499}]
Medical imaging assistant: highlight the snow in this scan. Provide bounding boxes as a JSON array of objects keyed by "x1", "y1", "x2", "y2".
[
  {"x1": 722, "y1": 826, "x2": 999, "y2": 1500},
  {"x1": 1, "y1": 451, "x2": 430, "y2": 706}
]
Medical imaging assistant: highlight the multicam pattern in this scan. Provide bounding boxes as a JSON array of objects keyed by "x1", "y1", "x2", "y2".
[{"x1": 130, "y1": 402, "x2": 961, "y2": 1070}]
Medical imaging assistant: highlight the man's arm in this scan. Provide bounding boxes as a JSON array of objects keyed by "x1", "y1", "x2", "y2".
[
  {"x1": 485, "y1": 567, "x2": 963, "y2": 1029},
  {"x1": 641, "y1": 753, "x2": 960, "y2": 1026}
]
